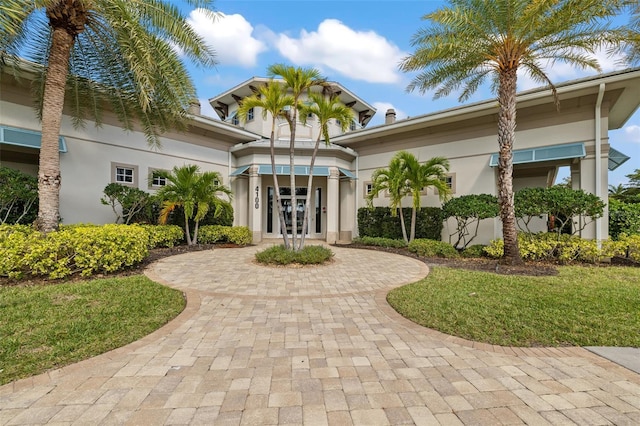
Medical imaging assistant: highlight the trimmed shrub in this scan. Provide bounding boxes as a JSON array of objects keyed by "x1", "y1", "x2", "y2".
[
  {"x1": 443, "y1": 194, "x2": 499, "y2": 249},
  {"x1": 358, "y1": 207, "x2": 443, "y2": 240},
  {"x1": 139, "y1": 224, "x2": 184, "y2": 248},
  {"x1": 609, "y1": 199, "x2": 640, "y2": 240},
  {"x1": 198, "y1": 225, "x2": 252, "y2": 245},
  {"x1": 407, "y1": 239, "x2": 459, "y2": 258},
  {"x1": 0, "y1": 224, "x2": 148, "y2": 279},
  {"x1": 484, "y1": 233, "x2": 620, "y2": 264},
  {"x1": 353, "y1": 236, "x2": 408, "y2": 248},
  {"x1": 100, "y1": 183, "x2": 151, "y2": 224},
  {"x1": 0, "y1": 167, "x2": 38, "y2": 225},
  {"x1": 255, "y1": 245, "x2": 333, "y2": 265},
  {"x1": 461, "y1": 244, "x2": 487, "y2": 258}
]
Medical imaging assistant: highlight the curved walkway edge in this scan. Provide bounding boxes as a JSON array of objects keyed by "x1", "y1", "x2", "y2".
[{"x1": 1, "y1": 245, "x2": 639, "y2": 426}]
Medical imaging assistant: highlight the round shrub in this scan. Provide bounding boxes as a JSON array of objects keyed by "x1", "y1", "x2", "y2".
[
  {"x1": 255, "y1": 245, "x2": 334, "y2": 265},
  {"x1": 407, "y1": 239, "x2": 459, "y2": 258},
  {"x1": 139, "y1": 224, "x2": 184, "y2": 248},
  {"x1": 198, "y1": 225, "x2": 252, "y2": 245}
]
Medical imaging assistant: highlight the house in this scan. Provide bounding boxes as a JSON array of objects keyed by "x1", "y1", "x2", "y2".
[{"x1": 1, "y1": 63, "x2": 636, "y2": 244}]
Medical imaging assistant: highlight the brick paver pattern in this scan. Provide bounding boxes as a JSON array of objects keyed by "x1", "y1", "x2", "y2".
[{"x1": 1, "y1": 245, "x2": 639, "y2": 425}]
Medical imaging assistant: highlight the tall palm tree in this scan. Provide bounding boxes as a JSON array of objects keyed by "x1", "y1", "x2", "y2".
[
  {"x1": 267, "y1": 64, "x2": 324, "y2": 251},
  {"x1": 0, "y1": 0, "x2": 216, "y2": 233},
  {"x1": 237, "y1": 83, "x2": 295, "y2": 249},
  {"x1": 368, "y1": 155, "x2": 411, "y2": 243},
  {"x1": 156, "y1": 165, "x2": 231, "y2": 246},
  {"x1": 399, "y1": 0, "x2": 626, "y2": 264},
  {"x1": 397, "y1": 151, "x2": 450, "y2": 242},
  {"x1": 298, "y1": 92, "x2": 354, "y2": 249}
]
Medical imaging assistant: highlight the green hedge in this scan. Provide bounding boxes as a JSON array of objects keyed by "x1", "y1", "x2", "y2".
[
  {"x1": 358, "y1": 207, "x2": 443, "y2": 240},
  {"x1": 609, "y1": 199, "x2": 640, "y2": 240},
  {"x1": 0, "y1": 224, "x2": 148, "y2": 279},
  {"x1": 139, "y1": 224, "x2": 184, "y2": 248},
  {"x1": 407, "y1": 239, "x2": 459, "y2": 258},
  {"x1": 353, "y1": 236, "x2": 408, "y2": 248},
  {"x1": 484, "y1": 232, "x2": 640, "y2": 264},
  {"x1": 198, "y1": 225, "x2": 252, "y2": 245}
]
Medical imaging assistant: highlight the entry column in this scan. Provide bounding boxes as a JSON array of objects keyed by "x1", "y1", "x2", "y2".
[
  {"x1": 326, "y1": 167, "x2": 339, "y2": 244},
  {"x1": 248, "y1": 165, "x2": 262, "y2": 243}
]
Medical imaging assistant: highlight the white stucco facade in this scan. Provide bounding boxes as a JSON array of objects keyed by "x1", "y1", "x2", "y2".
[{"x1": 1, "y1": 68, "x2": 638, "y2": 245}]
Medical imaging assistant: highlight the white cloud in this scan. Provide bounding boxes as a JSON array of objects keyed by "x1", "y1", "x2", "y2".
[
  {"x1": 274, "y1": 19, "x2": 406, "y2": 84},
  {"x1": 623, "y1": 124, "x2": 640, "y2": 143},
  {"x1": 188, "y1": 10, "x2": 266, "y2": 67},
  {"x1": 369, "y1": 102, "x2": 408, "y2": 126}
]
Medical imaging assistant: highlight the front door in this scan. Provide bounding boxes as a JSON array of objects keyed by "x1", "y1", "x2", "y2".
[{"x1": 281, "y1": 198, "x2": 307, "y2": 235}]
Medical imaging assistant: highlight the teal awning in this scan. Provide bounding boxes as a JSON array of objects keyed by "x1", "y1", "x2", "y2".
[
  {"x1": 609, "y1": 147, "x2": 630, "y2": 171},
  {"x1": 489, "y1": 142, "x2": 585, "y2": 167},
  {"x1": 230, "y1": 165, "x2": 356, "y2": 179},
  {"x1": 0, "y1": 125, "x2": 67, "y2": 152}
]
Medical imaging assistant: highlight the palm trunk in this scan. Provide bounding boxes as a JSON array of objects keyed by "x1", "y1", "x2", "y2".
[
  {"x1": 184, "y1": 215, "x2": 192, "y2": 245},
  {"x1": 271, "y1": 122, "x2": 290, "y2": 249},
  {"x1": 37, "y1": 27, "x2": 74, "y2": 233},
  {"x1": 398, "y1": 207, "x2": 408, "y2": 243},
  {"x1": 193, "y1": 220, "x2": 199, "y2": 245},
  {"x1": 300, "y1": 134, "x2": 322, "y2": 250},
  {"x1": 289, "y1": 112, "x2": 298, "y2": 251},
  {"x1": 497, "y1": 68, "x2": 523, "y2": 265},
  {"x1": 410, "y1": 203, "x2": 417, "y2": 242}
]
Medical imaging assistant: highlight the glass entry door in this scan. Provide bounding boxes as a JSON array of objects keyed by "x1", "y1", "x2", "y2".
[{"x1": 279, "y1": 187, "x2": 308, "y2": 236}]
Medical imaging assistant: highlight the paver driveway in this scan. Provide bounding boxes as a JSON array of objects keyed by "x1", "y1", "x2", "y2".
[{"x1": 1, "y1": 245, "x2": 639, "y2": 425}]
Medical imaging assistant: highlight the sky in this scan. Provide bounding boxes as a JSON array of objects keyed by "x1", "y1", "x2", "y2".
[{"x1": 177, "y1": 0, "x2": 638, "y2": 186}]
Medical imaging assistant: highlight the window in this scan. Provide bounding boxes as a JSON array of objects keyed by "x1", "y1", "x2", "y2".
[
  {"x1": 213, "y1": 179, "x2": 220, "y2": 187},
  {"x1": 335, "y1": 119, "x2": 342, "y2": 126},
  {"x1": 363, "y1": 182, "x2": 375, "y2": 198},
  {"x1": 111, "y1": 162, "x2": 138, "y2": 187},
  {"x1": 436, "y1": 173, "x2": 456, "y2": 195},
  {"x1": 247, "y1": 107, "x2": 254, "y2": 121},
  {"x1": 148, "y1": 168, "x2": 168, "y2": 188},
  {"x1": 231, "y1": 114, "x2": 239, "y2": 125},
  {"x1": 349, "y1": 120, "x2": 357, "y2": 131}
]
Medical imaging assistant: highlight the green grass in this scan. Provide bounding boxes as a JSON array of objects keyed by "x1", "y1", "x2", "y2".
[
  {"x1": 0, "y1": 276, "x2": 185, "y2": 385},
  {"x1": 387, "y1": 266, "x2": 640, "y2": 347}
]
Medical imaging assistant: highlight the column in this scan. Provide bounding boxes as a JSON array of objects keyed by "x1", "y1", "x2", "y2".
[
  {"x1": 248, "y1": 165, "x2": 262, "y2": 243},
  {"x1": 326, "y1": 167, "x2": 340, "y2": 244}
]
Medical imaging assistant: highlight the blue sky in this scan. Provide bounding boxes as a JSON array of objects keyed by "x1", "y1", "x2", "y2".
[{"x1": 179, "y1": 0, "x2": 638, "y2": 186}]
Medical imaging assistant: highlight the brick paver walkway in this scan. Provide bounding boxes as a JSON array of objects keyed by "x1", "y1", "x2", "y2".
[{"x1": 1, "y1": 245, "x2": 639, "y2": 425}]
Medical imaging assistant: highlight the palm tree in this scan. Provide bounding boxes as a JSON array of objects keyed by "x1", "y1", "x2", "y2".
[
  {"x1": 298, "y1": 92, "x2": 354, "y2": 249},
  {"x1": 397, "y1": 151, "x2": 450, "y2": 242},
  {"x1": 399, "y1": 0, "x2": 626, "y2": 264},
  {"x1": 0, "y1": 0, "x2": 216, "y2": 233},
  {"x1": 156, "y1": 165, "x2": 231, "y2": 246},
  {"x1": 608, "y1": 184, "x2": 629, "y2": 201},
  {"x1": 368, "y1": 156, "x2": 411, "y2": 243},
  {"x1": 237, "y1": 83, "x2": 295, "y2": 249},
  {"x1": 267, "y1": 64, "x2": 324, "y2": 251}
]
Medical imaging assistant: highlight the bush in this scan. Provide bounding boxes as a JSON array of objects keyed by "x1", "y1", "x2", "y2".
[
  {"x1": 100, "y1": 183, "x2": 151, "y2": 225},
  {"x1": 443, "y1": 194, "x2": 499, "y2": 249},
  {"x1": 0, "y1": 167, "x2": 38, "y2": 225},
  {"x1": 407, "y1": 239, "x2": 459, "y2": 258},
  {"x1": 165, "y1": 200, "x2": 234, "y2": 228},
  {"x1": 358, "y1": 207, "x2": 443, "y2": 240},
  {"x1": 255, "y1": 245, "x2": 333, "y2": 265},
  {"x1": 484, "y1": 233, "x2": 616, "y2": 264},
  {"x1": 139, "y1": 225, "x2": 184, "y2": 248},
  {"x1": 353, "y1": 236, "x2": 408, "y2": 248},
  {"x1": 609, "y1": 199, "x2": 640, "y2": 239},
  {"x1": 198, "y1": 225, "x2": 252, "y2": 245},
  {"x1": 461, "y1": 244, "x2": 487, "y2": 258},
  {"x1": 0, "y1": 224, "x2": 148, "y2": 279}
]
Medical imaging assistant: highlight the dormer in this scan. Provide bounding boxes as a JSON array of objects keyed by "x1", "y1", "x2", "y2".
[{"x1": 208, "y1": 77, "x2": 376, "y2": 141}]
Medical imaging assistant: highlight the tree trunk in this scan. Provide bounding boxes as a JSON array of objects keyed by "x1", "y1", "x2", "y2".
[
  {"x1": 184, "y1": 215, "x2": 192, "y2": 245},
  {"x1": 193, "y1": 220, "x2": 199, "y2": 245},
  {"x1": 497, "y1": 68, "x2": 523, "y2": 265},
  {"x1": 398, "y1": 207, "x2": 408, "y2": 243},
  {"x1": 299, "y1": 135, "x2": 322, "y2": 250},
  {"x1": 271, "y1": 123, "x2": 290, "y2": 249},
  {"x1": 289, "y1": 111, "x2": 298, "y2": 251},
  {"x1": 410, "y1": 203, "x2": 417, "y2": 242},
  {"x1": 36, "y1": 27, "x2": 74, "y2": 233}
]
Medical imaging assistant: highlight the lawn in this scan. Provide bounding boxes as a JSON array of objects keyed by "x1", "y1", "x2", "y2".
[
  {"x1": 387, "y1": 265, "x2": 640, "y2": 347},
  {"x1": 0, "y1": 275, "x2": 185, "y2": 385}
]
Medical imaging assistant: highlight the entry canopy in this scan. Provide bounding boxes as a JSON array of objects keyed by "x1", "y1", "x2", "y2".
[
  {"x1": 0, "y1": 125, "x2": 67, "y2": 152},
  {"x1": 230, "y1": 165, "x2": 355, "y2": 178}
]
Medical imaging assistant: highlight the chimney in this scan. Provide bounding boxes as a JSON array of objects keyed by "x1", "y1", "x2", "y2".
[
  {"x1": 188, "y1": 99, "x2": 201, "y2": 115},
  {"x1": 385, "y1": 108, "x2": 396, "y2": 125}
]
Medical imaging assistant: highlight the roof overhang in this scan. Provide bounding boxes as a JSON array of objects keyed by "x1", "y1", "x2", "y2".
[
  {"x1": 489, "y1": 142, "x2": 585, "y2": 168},
  {"x1": 230, "y1": 164, "x2": 355, "y2": 179},
  {"x1": 334, "y1": 68, "x2": 640, "y2": 146}
]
